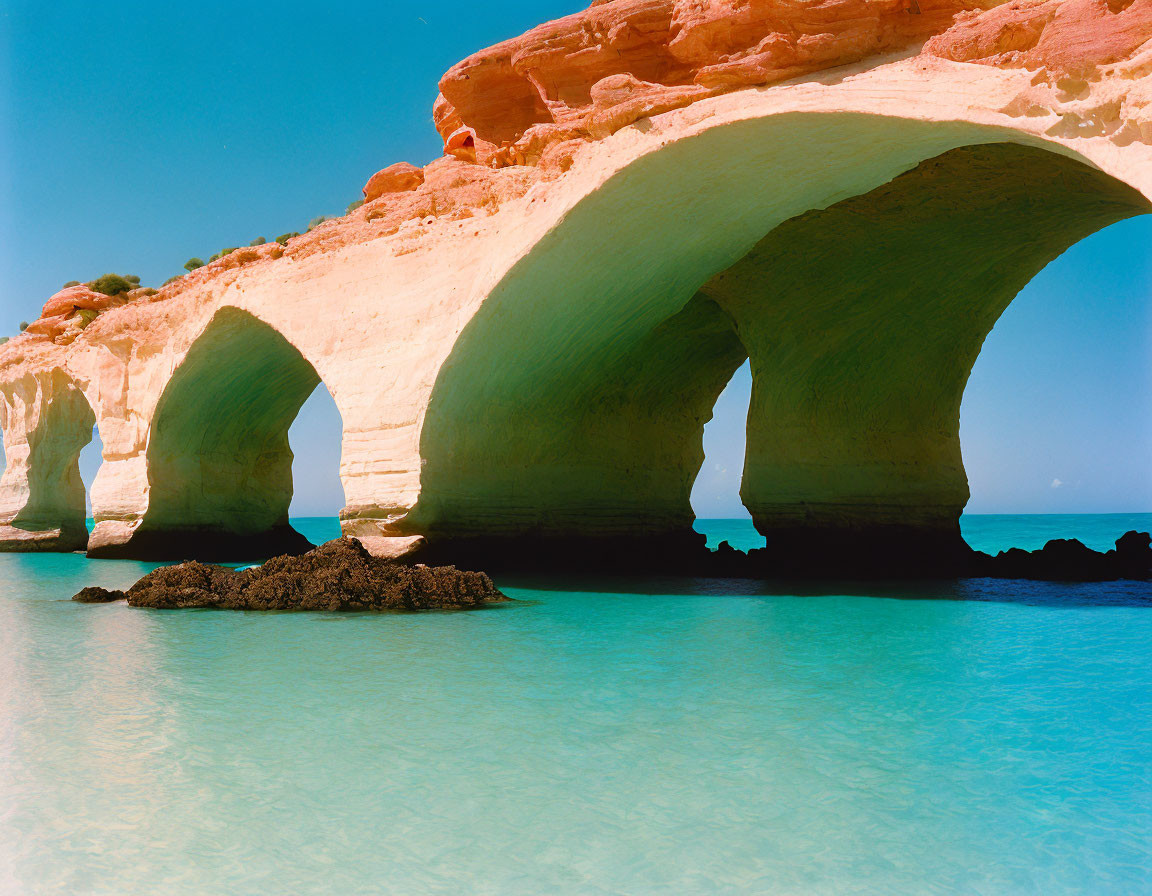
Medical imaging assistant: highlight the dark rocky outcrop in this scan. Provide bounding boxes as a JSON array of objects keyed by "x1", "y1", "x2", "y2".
[
  {"x1": 72, "y1": 531, "x2": 1152, "y2": 613},
  {"x1": 74, "y1": 538, "x2": 508, "y2": 611},
  {"x1": 86, "y1": 524, "x2": 314, "y2": 562},
  {"x1": 744, "y1": 530, "x2": 1152, "y2": 582},
  {"x1": 73, "y1": 585, "x2": 127, "y2": 603},
  {"x1": 416, "y1": 529, "x2": 1152, "y2": 583},
  {"x1": 967, "y1": 531, "x2": 1152, "y2": 582},
  {"x1": 741, "y1": 530, "x2": 1151, "y2": 582}
]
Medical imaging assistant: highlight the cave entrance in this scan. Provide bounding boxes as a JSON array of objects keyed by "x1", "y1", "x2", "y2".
[{"x1": 116, "y1": 307, "x2": 344, "y2": 560}]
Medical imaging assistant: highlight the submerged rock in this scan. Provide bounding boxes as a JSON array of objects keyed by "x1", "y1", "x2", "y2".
[
  {"x1": 73, "y1": 586, "x2": 126, "y2": 603},
  {"x1": 74, "y1": 538, "x2": 508, "y2": 611}
]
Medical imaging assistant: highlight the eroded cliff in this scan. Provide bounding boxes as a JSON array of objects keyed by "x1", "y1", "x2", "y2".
[{"x1": 0, "y1": 0, "x2": 1148, "y2": 563}]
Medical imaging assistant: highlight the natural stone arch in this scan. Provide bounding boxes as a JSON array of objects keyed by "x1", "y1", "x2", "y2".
[
  {"x1": 89, "y1": 307, "x2": 335, "y2": 559},
  {"x1": 414, "y1": 291, "x2": 747, "y2": 563},
  {"x1": 410, "y1": 113, "x2": 1150, "y2": 565},
  {"x1": 704, "y1": 142, "x2": 1150, "y2": 566},
  {"x1": 0, "y1": 368, "x2": 98, "y2": 551}
]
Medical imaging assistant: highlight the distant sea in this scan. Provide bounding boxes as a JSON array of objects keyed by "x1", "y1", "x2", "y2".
[{"x1": 2, "y1": 514, "x2": 1150, "y2": 894}]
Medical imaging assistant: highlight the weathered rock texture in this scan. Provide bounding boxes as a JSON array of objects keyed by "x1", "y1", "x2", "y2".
[
  {"x1": 74, "y1": 538, "x2": 508, "y2": 610},
  {"x1": 1, "y1": 0, "x2": 1150, "y2": 565}
]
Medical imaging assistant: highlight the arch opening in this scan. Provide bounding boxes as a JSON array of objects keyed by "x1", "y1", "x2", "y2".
[
  {"x1": 960, "y1": 215, "x2": 1152, "y2": 518},
  {"x1": 414, "y1": 291, "x2": 748, "y2": 559},
  {"x1": 412, "y1": 118, "x2": 1150, "y2": 571},
  {"x1": 690, "y1": 361, "x2": 763, "y2": 551},
  {"x1": 79, "y1": 423, "x2": 102, "y2": 519},
  {"x1": 94, "y1": 307, "x2": 342, "y2": 560},
  {"x1": 708, "y1": 142, "x2": 1149, "y2": 567},
  {"x1": 288, "y1": 380, "x2": 347, "y2": 546}
]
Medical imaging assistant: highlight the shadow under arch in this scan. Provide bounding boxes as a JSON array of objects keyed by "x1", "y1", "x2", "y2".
[
  {"x1": 410, "y1": 111, "x2": 1150, "y2": 571},
  {"x1": 0, "y1": 368, "x2": 98, "y2": 551},
  {"x1": 92, "y1": 307, "x2": 335, "y2": 560}
]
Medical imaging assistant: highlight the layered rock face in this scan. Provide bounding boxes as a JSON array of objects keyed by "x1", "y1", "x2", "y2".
[
  {"x1": 434, "y1": 0, "x2": 1152, "y2": 164},
  {"x1": 436, "y1": 0, "x2": 992, "y2": 156},
  {"x1": 1, "y1": 0, "x2": 1150, "y2": 567}
]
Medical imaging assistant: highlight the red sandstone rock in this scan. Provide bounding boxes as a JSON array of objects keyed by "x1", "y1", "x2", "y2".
[
  {"x1": 444, "y1": 126, "x2": 479, "y2": 164},
  {"x1": 22, "y1": 315, "x2": 71, "y2": 338},
  {"x1": 436, "y1": 0, "x2": 995, "y2": 151},
  {"x1": 363, "y1": 162, "x2": 425, "y2": 202},
  {"x1": 586, "y1": 73, "x2": 707, "y2": 138},
  {"x1": 927, "y1": 0, "x2": 1152, "y2": 76},
  {"x1": 40, "y1": 285, "x2": 125, "y2": 319},
  {"x1": 432, "y1": 94, "x2": 464, "y2": 139}
]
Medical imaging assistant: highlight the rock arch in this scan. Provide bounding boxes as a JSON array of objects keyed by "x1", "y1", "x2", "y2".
[
  {"x1": 711, "y1": 142, "x2": 1148, "y2": 566},
  {"x1": 413, "y1": 290, "x2": 747, "y2": 562},
  {"x1": 409, "y1": 117, "x2": 1149, "y2": 566},
  {"x1": 0, "y1": 368, "x2": 98, "y2": 551},
  {"x1": 88, "y1": 307, "x2": 331, "y2": 559},
  {"x1": 1, "y1": 0, "x2": 1149, "y2": 567}
]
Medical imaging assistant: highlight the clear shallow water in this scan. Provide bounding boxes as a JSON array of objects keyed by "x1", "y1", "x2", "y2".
[{"x1": 2, "y1": 516, "x2": 1150, "y2": 894}]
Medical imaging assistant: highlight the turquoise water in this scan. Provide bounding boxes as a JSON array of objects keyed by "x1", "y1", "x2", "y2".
[{"x1": 2, "y1": 516, "x2": 1150, "y2": 894}]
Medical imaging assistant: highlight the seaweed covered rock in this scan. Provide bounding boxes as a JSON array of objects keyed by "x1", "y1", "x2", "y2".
[
  {"x1": 73, "y1": 586, "x2": 126, "y2": 603},
  {"x1": 74, "y1": 538, "x2": 508, "y2": 611},
  {"x1": 125, "y1": 561, "x2": 246, "y2": 609}
]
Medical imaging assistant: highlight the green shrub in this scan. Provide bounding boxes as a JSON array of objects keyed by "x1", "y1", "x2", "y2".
[
  {"x1": 276, "y1": 232, "x2": 300, "y2": 245},
  {"x1": 19, "y1": 321, "x2": 29, "y2": 331},
  {"x1": 163, "y1": 275, "x2": 182, "y2": 285},
  {"x1": 184, "y1": 257, "x2": 205, "y2": 272},
  {"x1": 138, "y1": 287, "x2": 159, "y2": 297},
  {"x1": 125, "y1": 274, "x2": 140, "y2": 286},
  {"x1": 89, "y1": 273, "x2": 135, "y2": 296},
  {"x1": 0, "y1": 336, "x2": 9, "y2": 345},
  {"x1": 63, "y1": 280, "x2": 80, "y2": 288},
  {"x1": 307, "y1": 215, "x2": 335, "y2": 232},
  {"x1": 249, "y1": 236, "x2": 266, "y2": 246},
  {"x1": 347, "y1": 199, "x2": 364, "y2": 214}
]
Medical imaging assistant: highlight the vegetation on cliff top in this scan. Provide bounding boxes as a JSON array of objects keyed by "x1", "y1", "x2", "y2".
[
  {"x1": 13, "y1": 194, "x2": 369, "y2": 331},
  {"x1": 89, "y1": 273, "x2": 141, "y2": 296}
]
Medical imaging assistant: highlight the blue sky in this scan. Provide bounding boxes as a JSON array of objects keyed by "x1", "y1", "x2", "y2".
[{"x1": 2, "y1": 1, "x2": 1149, "y2": 518}]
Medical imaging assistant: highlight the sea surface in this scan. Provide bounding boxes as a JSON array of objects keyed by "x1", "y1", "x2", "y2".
[{"x1": 1, "y1": 515, "x2": 1150, "y2": 895}]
